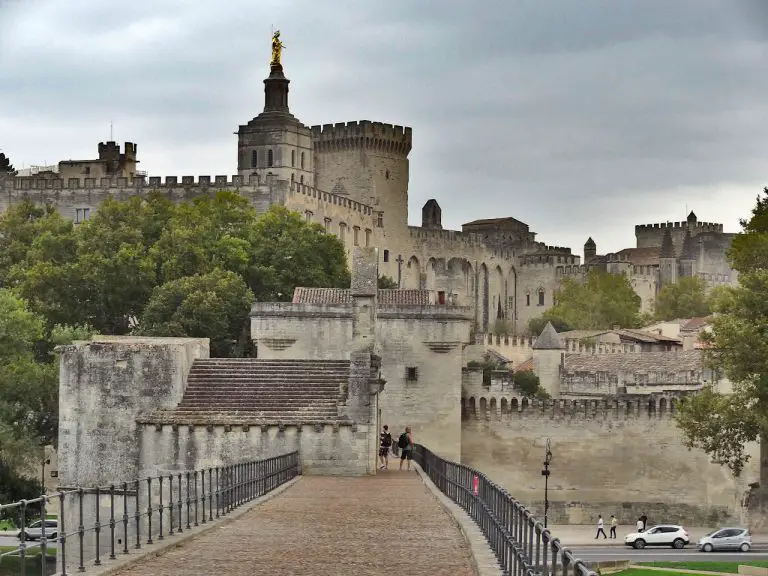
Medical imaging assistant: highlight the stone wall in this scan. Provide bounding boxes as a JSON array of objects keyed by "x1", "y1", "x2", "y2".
[{"x1": 460, "y1": 404, "x2": 759, "y2": 525}]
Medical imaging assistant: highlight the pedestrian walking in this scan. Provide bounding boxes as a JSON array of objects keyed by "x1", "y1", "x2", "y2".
[
  {"x1": 595, "y1": 515, "x2": 607, "y2": 539},
  {"x1": 378, "y1": 425, "x2": 392, "y2": 470},
  {"x1": 636, "y1": 517, "x2": 644, "y2": 532},
  {"x1": 610, "y1": 515, "x2": 617, "y2": 539},
  {"x1": 398, "y1": 427, "x2": 413, "y2": 471}
]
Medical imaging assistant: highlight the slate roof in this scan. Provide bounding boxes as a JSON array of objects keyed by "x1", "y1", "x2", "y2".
[
  {"x1": 563, "y1": 350, "x2": 702, "y2": 374},
  {"x1": 532, "y1": 322, "x2": 565, "y2": 350},
  {"x1": 292, "y1": 287, "x2": 432, "y2": 306},
  {"x1": 614, "y1": 328, "x2": 682, "y2": 344}
]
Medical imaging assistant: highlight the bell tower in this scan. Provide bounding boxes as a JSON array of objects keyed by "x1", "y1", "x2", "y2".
[{"x1": 236, "y1": 31, "x2": 314, "y2": 187}]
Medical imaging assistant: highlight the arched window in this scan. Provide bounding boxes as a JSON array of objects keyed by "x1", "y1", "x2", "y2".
[
  {"x1": 301, "y1": 152, "x2": 305, "y2": 169},
  {"x1": 291, "y1": 150, "x2": 296, "y2": 167},
  {"x1": 538, "y1": 289, "x2": 545, "y2": 306},
  {"x1": 267, "y1": 149, "x2": 274, "y2": 167},
  {"x1": 251, "y1": 150, "x2": 258, "y2": 168}
]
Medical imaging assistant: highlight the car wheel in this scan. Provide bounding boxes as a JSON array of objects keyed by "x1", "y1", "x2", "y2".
[
  {"x1": 634, "y1": 539, "x2": 646, "y2": 549},
  {"x1": 48, "y1": 532, "x2": 57, "y2": 539},
  {"x1": 16, "y1": 532, "x2": 23, "y2": 540},
  {"x1": 741, "y1": 543, "x2": 751, "y2": 553},
  {"x1": 673, "y1": 539, "x2": 685, "y2": 549},
  {"x1": 702, "y1": 543, "x2": 713, "y2": 552}
]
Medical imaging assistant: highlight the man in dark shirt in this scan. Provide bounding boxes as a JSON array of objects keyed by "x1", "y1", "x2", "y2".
[{"x1": 379, "y1": 425, "x2": 392, "y2": 470}]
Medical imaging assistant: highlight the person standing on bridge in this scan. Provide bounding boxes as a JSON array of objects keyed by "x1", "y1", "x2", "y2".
[
  {"x1": 379, "y1": 425, "x2": 393, "y2": 470},
  {"x1": 398, "y1": 427, "x2": 413, "y2": 471}
]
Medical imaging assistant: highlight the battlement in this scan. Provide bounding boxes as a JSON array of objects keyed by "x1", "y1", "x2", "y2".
[
  {"x1": 462, "y1": 394, "x2": 687, "y2": 421},
  {"x1": 311, "y1": 121, "x2": 412, "y2": 156},
  {"x1": 635, "y1": 221, "x2": 724, "y2": 234},
  {"x1": 290, "y1": 181, "x2": 375, "y2": 216},
  {"x1": 407, "y1": 226, "x2": 487, "y2": 249},
  {"x1": 483, "y1": 333, "x2": 643, "y2": 358},
  {"x1": 544, "y1": 245, "x2": 572, "y2": 254}
]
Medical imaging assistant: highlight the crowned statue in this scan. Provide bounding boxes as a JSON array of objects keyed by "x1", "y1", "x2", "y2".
[{"x1": 271, "y1": 30, "x2": 286, "y2": 66}]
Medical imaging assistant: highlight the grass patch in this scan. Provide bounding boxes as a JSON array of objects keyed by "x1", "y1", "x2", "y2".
[
  {"x1": 614, "y1": 569, "x2": 704, "y2": 576},
  {"x1": 0, "y1": 520, "x2": 15, "y2": 531},
  {"x1": 639, "y1": 562, "x2": 768, "y2": 574},
  {"x1": 0, "y1": 545, "x2": 56, "y2": 557}
]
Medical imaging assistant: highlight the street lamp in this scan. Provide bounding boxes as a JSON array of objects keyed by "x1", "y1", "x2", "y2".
[{"x1": 541, "y1": 438, "x2": 553, "y2": 528}]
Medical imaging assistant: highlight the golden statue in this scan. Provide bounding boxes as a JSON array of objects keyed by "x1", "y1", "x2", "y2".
[{"x1": 271, "y1": 30, "x2": 285, "y2": 66}]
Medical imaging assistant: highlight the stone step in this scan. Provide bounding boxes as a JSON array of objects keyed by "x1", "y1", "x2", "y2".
[
  {"x1": 182, "y1": 390, "x2": 339, "y2": 397},
  {"x1": 183, "y1": 386, "x2": 340, "y2": 393},
  {"x1": 179, "y1": 399, "x2": 338, "y2": 407},
  {"x1": 193, "y1": 360, "x2": 350, "y2": 367},
  {"x1": 187, "y1": 369, "x2": 349, "y2": 376},
  {"x1": 186, "y1": 374, "x2": 347, "y2": 381}
]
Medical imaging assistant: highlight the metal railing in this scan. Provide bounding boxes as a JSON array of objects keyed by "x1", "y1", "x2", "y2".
[
  {"x1": 0, "y1": 451, "x2": 299, "y2": 575},
  {"x1": 413, "y1": 445, "x2": 596, "y2": 576}
]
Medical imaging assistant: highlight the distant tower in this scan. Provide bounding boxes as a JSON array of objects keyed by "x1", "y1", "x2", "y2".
[
  {"x1": 236, "y1": 32, "x2": 314, "y2": 186},
  {"x1": 687, "y1": 211, "x2": 697, "y2": 225},
  {"x1": 531, "y1": 322, "x2": 565, "y2": 398},
  {"x1": 679, "y1": 228, "x2": 697, "y2": 278},
  {"x1": 584, "y1": 237, "x2": 596, "y2": 261},
  {"x1": 658, "y1": 227, "x2": 678, "y2": 287},
  {"x1": 421, "y1": 199, "x2": 442, "y2": 229}
]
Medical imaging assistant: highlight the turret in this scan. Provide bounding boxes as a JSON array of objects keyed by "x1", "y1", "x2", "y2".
[
  {"x1": 422, "y1": 199, "x2": 442, "y2": 229},
  {"x1": 532, "y1": 322, "x2": 565, "y2": 397},
  {"x1": 584, "y1": 237, "x2": 596, "y2": 261}
]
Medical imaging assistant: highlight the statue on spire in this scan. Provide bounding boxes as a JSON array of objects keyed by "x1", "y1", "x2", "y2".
[{"x1": 271, "y1": 30, "x2": 285, "y2": 67}]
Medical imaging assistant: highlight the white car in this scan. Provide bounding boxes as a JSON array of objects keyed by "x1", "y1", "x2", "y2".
[
  {"x1": 17, "y1": 519, "x2": 58, "y2": 541},
  {"x1": 624, "y1": 525, "x2": 690, "y2": 549}
]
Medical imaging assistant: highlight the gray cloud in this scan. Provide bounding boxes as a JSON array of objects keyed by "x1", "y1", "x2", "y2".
[{"x1": 1, "y1": 0, "x2": 766, "y2": 255}]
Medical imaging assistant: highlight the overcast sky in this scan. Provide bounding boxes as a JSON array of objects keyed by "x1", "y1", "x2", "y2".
[{"x1": 1, "y1": 0, "x2": 766, "y2": 256}]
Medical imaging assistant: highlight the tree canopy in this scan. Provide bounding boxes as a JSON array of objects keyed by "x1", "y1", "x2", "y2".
[
  {"x1": 675, "y1": 188, "x2": 768, "y2": 477},
  {"x1": 0, "y1": 152, "x2": 16, "y2": 176},
  {"x1": 653, "y1": 276, "x2": 712, "y2": 321},
  {"x1": 534, "y1": 269, "x2": 641, "y2": 331}
]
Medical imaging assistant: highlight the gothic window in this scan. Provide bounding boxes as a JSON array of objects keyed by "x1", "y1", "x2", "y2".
[
  {"x1": 353, "y1": 226, "x2": 360, "y2": 246},
  {"x1": 251, "y1": 150, "x2": 258, "y2": 168},
  {"x1": 301, "y1": 152, "x2": 305, "y2": 169},
  {"x1": 291, "y1": 150, "x2": 295, "y2": 167},
  {"x1": 538, "y1": 289, "x2": 545, "y2": 306},
  {"x1": 304, "y1": 210, "x2": 313, "y2": 222},
  {"x1": 324, "y1": 217, "x2": 331, "y2": 232},
  {"x1": 377, "y1": 213, "x2": 384, "y2": 228},
  {"x1": 75, "y1": 207, "x2": 91, "y2": 224},
  {"x1": 338, "y1": 222, "x2": 346, "y2": 241},
  {"x1": 267, "y1": 149, "x2": 274, "y2": 167},
  {"x1": 365, "y1": 229, "x2": 372, "y2": 247}
]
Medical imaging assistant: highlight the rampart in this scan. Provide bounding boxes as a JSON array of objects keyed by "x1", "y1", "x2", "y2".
[
  {"x1": 483, "y1": 333, "x2": 642, "y2": 364},
  {"x1": 636, "y1": 220, "x2": 725, "y2": 249},
  {"x1": 311, "y1": 121, "x2": 412, "y2": 155},
  {"x1": 407, "y1": 226, "x2": 487, "y2": 251},
  {"x1": 460, "y1": 397, "x2": 758, "y2": 525}
]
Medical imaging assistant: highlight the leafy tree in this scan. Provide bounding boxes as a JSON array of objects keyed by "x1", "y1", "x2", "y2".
[
  {"x1": 139, "y1": 269, "x2": 253, "y2": 357},
  {"x1": 542, "y1": 270, "x2": 641, "y2": 330},
  {"x1": 248, "y1": 205, "x2": 349, "y2": 301},
  {"x1": 0, "y1": 151, "x2": 16, "y2": 176},
  {"x1": 675, "y1": 189, "x2": 768, "y2": 478},
  {"x1": 653, "y1": 276, "x2": 711, "y2": 320},
  {"x1": 513, "y1": 370, "x2": 541, "y2": 396},
  {"x1": 378, "y1": 276, "x2": 397, "y2": 289}
]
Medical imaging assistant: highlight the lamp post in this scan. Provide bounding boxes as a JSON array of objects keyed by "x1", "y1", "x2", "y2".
[{"x1": 541, "y1": 438, "x2": 552, "y2": 528}]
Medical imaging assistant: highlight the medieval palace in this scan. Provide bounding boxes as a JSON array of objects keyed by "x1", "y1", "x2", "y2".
[{"x1": 1, "y1": 48, "x2": 737, "y2": 334}]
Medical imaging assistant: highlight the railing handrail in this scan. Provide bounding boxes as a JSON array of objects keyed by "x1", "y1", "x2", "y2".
[
  {"x1": 0, "y1": 451, "x2": 300, "y2": 575},
  {"x1": 414, "y1": 444, "x2": 597, "y2": 576}
]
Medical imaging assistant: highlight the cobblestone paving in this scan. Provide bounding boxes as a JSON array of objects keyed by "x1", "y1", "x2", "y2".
[{"x1": 109, "y1": 470, "x2": 477, "y2": 576}]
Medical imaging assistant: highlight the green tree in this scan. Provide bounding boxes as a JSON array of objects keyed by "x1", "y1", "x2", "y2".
[
  {"x1": 542, "y1": 270, "x2": 641, "y2": 330},
  {"x1": 248, "y1": 205, "x2": 349, "y2": 301},
  {"x1": 513, "y1": 370, "x2": 549, "y2": 398},
  {"x1": 0, "y1": 151, "x2": 16, "y2": 176},
  {"x1": 138, "y1": 269, "x2": 254, "y2": 357},
  {"x1": 378, "y1": 275, "x2": 398, "y2": 289},
  {"x1": 653, "y1": 276, "x2": 711, "y2": 320},
  {"x1": 675, "y1": 188, "x2": 768, "y2": 478},
  {"x1": 528, "y1": 315, "x2": 571, "y2": 336}
]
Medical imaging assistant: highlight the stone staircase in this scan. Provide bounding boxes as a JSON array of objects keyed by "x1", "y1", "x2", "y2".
[{"x1": 141, "y1": 358, "x2": 352, "y2": 425}]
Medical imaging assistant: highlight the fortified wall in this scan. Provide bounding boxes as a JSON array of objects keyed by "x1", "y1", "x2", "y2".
[
  {"x1": 636, "y1": 220, "x2": 724, "y2": 250},
  {"x1": 460, "y1": 400, "x2": 758, "y2": 525}
]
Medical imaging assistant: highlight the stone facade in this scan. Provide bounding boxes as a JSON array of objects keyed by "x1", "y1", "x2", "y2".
[{"x1": 1, "y1": 54, "x2": 739, "y2": 333}]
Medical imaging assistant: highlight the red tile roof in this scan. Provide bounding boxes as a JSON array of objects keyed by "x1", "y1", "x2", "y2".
[
  {"x1": 515, "y1": 358, "x2": 534, "y2": 372},
  {"x1": 292, "y1": 287, "x2": 432, "y2": 306}
]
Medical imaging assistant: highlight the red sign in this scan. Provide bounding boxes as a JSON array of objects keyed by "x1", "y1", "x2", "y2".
[{"x1": 473, "y1": 474, "x2": 479, "y2": 496}]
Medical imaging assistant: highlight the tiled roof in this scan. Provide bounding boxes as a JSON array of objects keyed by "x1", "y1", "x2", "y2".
[
  {"x1": 487, "y1": 348, "x2": 510, "y2": 364},
  {"x1": 515, "y1": 358, "x2": 534, "y2": 372},
  {"x1": 563, "y1": 350, "x2": 702, "y2": 374},
  {"x1": 292, "y1": 287, "x2": 432, "y2": 306},
  {"x1": 614, "y1": 328, "x2": 681, "y2": 344},
  {"x1": 614, "y1": 247, "x2": 664, "y2": 266},
  {"x1": 533, "y1": 322, "x2": 565, "y2": 350},
  {"x1": 682, "y1": 316, "x2": 712, "y2": 331}
]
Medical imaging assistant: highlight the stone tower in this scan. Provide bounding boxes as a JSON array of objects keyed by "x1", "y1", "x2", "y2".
[
  {"x1": 312, "y1": 121, "x2": 412, "y2": 238},
  {"x1": 532, "y1": 322, "x2": 565, "y2": 397},
  {"x1": 679, "y1": 228, "x2": 697, "y2": 278},
  {"x1": 236, "y1": 57, "x2": 314, "y2": 186},
  {"x1": 422, "y1": 199, "x2": 442, "y2": 229},
  {"x1": 659, "y1": 227, "x2": 678, "y2": 287},
  {"x1": 584, "y1": 237, "x2": 596, "y2": 261}
]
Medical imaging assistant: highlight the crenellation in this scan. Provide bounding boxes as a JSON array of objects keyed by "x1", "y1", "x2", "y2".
[{"x1": 311, "y1": 120, "x2": 413, "y2": 156}]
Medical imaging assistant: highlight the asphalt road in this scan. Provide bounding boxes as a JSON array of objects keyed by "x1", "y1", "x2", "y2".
[
  {"x1": 569, "y1": 545, "x2": 768, "y2": 563},
  {"x1": 0, "y1": 535, "x2": 57, "y2": 549}
]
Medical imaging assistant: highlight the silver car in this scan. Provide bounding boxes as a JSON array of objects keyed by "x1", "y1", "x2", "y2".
[
  {"x1": 698, "y1": 527, "x2": 751, "y2": 552},
  {"x1": 16, "y1": 519, "x2": 58, "y2": 541}
]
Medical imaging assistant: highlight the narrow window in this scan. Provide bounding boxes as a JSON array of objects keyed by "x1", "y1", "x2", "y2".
[
  {"x1": 365, "y1": 229, "x2": 372, "y2": 247},
  {"x1": 251, "y1": 150, "x2": 258, "y2": 168},
  {"x1": 406, "y1": 367, "x2": 418, "y2": 381},
  {"x1": 353, "y1": 226, "x2": 360, "y2": 246},
  {"x1": 526, "y1": 294, "x2": 530, "y2": 306},
  {"x1": 300, "y1": 175, "x2": 304, "y2": 184},
  {"x1": 538, "y1": 290, "x2": 545, "y2": 306},
  {"x1": 377, "y1": 213, "x2": 384, "y2": 228},
  {"x1": 301, "y1": 152, "x2": 305, "y2": 169},
  {"x1": 438, "y1": 291, "x2": 446, "y2": 305},
  {"x1": 383, "y1": 249, "x2": 390, "y2": 263},
  {"x1": 267, "y1": 149, "x2": 273, "y2": 167},
  {"x1": 291, "y1": 150, "x2": 295, "y2": 167},
  {"x1": 324, "y1": 218, "x2": 331, "y2": 232}
]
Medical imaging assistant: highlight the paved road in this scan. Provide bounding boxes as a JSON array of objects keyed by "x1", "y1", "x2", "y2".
[
  {"x1": 0, "y1": 535, "x2": 57, "y2": 549},
  {"x1": 569, "y1": 545, "x2": 768, "y2": 563}
]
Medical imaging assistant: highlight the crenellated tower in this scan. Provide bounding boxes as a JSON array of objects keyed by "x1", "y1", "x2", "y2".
[
  {"x1": 311, "y1": 121, "x2": 412, "y2": 237},
  {"x1": 659, "y1": 227, "x2": 677, "y2": 287},
  {"x1": 236, "y1": 35, "x2": 314, "y2": 187}
]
